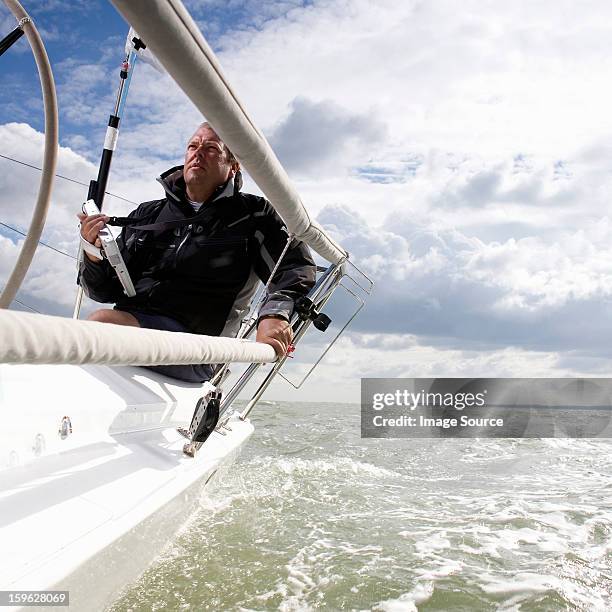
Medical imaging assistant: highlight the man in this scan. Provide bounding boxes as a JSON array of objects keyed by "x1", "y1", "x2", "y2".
[{"x1": 78, "y1": 122, "x2": 316, "y2": 381}]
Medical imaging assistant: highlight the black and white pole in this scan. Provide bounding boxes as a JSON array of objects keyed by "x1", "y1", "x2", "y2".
[
  {"x1": 73, "y1": 32, "x2": 145, "y2": 318},
  {"x1": 87, "y1": 33, "x2": 145, "y2": 210}
]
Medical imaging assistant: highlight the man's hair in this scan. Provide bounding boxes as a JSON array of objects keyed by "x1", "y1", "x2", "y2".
[{"x1": 197, "y1": 121, "x2": 238, "y2": 166}]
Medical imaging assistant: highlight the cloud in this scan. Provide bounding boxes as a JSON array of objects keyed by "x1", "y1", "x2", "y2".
[
  {"x1": 0, "y1": 235, "x2": 77, "y2": 313},
  {"x1": 55, "y1": 59, "x2": 114, "y2": 128},
  {"x1": 210, "y1": 0, "x2": 612, "y2": 167},
  {"x1": 184, "y1": 0, "x2": 311, "y2": 45},
  {"x1": 316, "y1": 202, "x2": 612, "y2": 356},
  {"x1": 30, "y1": 0, "x2": 95, "y2": 12},
  {"x1": 0, "y1": 123, "x2": 104, "y2": 315},
  {"x1": 268, "y1": 96, "x2": 386, "y2": 176}
]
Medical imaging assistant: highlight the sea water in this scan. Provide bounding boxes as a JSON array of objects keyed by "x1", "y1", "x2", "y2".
[{"x1": 109, "y1": 402, "x2": 612, "y2": 611}]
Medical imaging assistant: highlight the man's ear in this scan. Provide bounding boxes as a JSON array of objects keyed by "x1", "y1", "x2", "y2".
[{"x1": 234, "y1": 169, "x2": 243, "y2": 191}]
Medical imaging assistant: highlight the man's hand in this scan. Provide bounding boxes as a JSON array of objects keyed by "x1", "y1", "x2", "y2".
[
  {"x1": 256, "y1": 316, "x2": 292, "y2": 358},
  {"x1": 77, "y1": 212, "x2": 108, "y2": 263}
]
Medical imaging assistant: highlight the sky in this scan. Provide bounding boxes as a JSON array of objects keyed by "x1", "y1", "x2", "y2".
[{"x1": 2, "y1": 0, "x2": 612, "y2": 402}]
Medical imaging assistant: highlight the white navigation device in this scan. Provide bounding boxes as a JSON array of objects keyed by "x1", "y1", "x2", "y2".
[{"x1": 81, "y1": 199, "x2": 136, "y2": 297}]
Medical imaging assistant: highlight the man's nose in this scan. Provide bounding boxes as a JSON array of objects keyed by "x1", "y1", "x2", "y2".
[{"x1": 192, "y1": 145, "x2": 206, "y2": 159}]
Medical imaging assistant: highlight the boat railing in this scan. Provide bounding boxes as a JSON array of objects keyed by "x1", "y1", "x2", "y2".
[{"x1": 215, "y1": 259, "x2": 373, "y2": 422}]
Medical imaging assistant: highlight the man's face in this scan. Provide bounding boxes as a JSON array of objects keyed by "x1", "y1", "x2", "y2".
[{"x1": 183, "y1": 126, "x2": 235, "y2": 191}]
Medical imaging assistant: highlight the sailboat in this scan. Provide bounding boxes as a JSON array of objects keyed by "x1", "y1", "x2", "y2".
[{"x1": 0, "y1": 1, "x2": 371, "y2": 609}]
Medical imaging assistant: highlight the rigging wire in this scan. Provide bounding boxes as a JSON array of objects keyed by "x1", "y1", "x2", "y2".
[
  {"x1": 0, "y1": 150, "x2": 139, "y2": 260},
  {"x1": 0, "y1": 285, "x2": 42, "y2": 313},
  {"x1": 0, "y1": 153, "x2": 138, "y2": 205},
  {"x1": 0, "y1": 222, "x2": 76, "y2": 259},
  {"x1": 13, "y1": 298, "x2": 40, "y2": 314}
]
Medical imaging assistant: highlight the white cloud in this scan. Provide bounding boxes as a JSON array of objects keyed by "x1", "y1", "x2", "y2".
[
  {"x1": 213, "y1": 0, "x2": 612, "y2": 157},
  {"x1": 30, "y1": 0, "x2": 94, "y2": 12},
  {"x1": 0, "y1": 123, "x2": 97, "y2": 226},
  {"x1": 317, "y1": 202, "x2": 612, "y2": 356},
  {"x1": 55, "y1": 59, "x2": 114, "y2": 127},
  {"x1": 0, "y1": 123, "x2": 100, "y2": 315},
  {"x1": 0, "y1": 235, "x2": 77, "y2": 314},
  {"x1": 268, "y1": 96, "x2": 386, "y2": 175}
]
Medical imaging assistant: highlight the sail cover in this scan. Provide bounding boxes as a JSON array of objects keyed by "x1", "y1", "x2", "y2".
[{"x1": 0, "y1": 310, "x2": 276, "y2": 365}]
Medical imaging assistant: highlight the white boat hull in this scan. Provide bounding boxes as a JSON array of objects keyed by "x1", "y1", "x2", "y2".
[{"x1": 0, "y1": 363, "x2": 253, "y2": 611}]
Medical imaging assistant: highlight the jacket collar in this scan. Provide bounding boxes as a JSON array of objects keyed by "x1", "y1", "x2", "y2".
[{"x1": 157, "y1": 165, "x2": 238, "y2": 205}]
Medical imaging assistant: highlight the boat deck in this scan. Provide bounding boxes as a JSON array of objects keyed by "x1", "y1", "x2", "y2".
[{"x1": 0, "y1": 364, "x2": 253, "y2": 611}]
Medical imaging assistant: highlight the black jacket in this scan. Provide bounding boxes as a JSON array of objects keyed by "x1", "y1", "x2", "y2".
[{"x1": 79, "y1": 166, "x2": 316, "y2": 336}]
